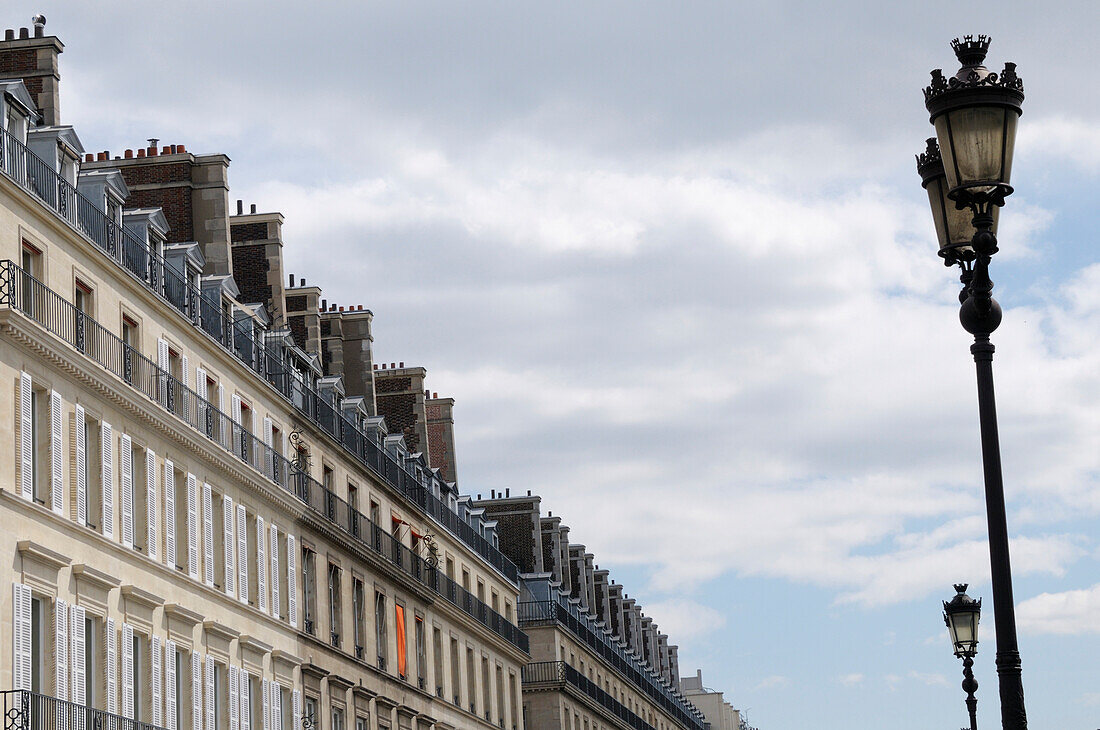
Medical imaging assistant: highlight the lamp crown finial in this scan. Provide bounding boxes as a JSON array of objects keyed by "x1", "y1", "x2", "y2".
[
  {"x1": 951, "y1": 35, "x2": 991, "y2": 66},
  {"x1": 954, "y1": 583, "x2": 969, "y2": 594}
]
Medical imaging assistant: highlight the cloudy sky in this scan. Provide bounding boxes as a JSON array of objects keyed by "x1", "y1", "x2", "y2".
[{"x1": 31, "y1": 1, "x2": 1100, "y2": 728}]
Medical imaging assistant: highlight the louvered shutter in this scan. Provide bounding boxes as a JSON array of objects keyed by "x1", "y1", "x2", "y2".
[
  {"x1": 50, "y1": 391, "x2": 63, "y2": 514},
  {"x1": 269, "y1": 523, "x2": 280, "y2": 619},
  {"x1": 287, "y1": 534, "x2": 297, "y2": 627},
  {"x1": 237, "y1": 503, "x2": 249, "y2": 604},
  {"x1": 256, "y1": 516, "x2": 267, "y2": 614},
  {"x1": 12, "y1": 583, "x2": 31, "y2": 691},
  {"x1": 70, "y1": 604, "x2": 86, "y2": 705},
  {"x1": 191, "y1": 653, "x2": 202, "y2": 730},
  {"x1": 273, "y1": 684, "x2": 283, "y2": 730},
  {"x1": 262, "y1": 679, "x2": 270, "y2": 730},
  {"x1": 120, "y1": 434, "x2": 133, "y2": 548},
  {"x1": 241, "y1": 671, "x2": 251, "y2": 730},
  {"x1": 74, "y1": 405, "x2": 87, "y2": 525},
  {"x1": 158, "y1": 339, "x2": 170, "y2": 405},
  {"x1": 218, "y1": 385, "x2": 227, "y2": 449},
  {"x1": 187, "y1": 474, "x2": 199, "y2": 579},
  {"x1": 263, "y1": 418, "x2": 273, "y2": 479},
  {"x1": 166, "y1": 640, "x2": 177, "y2": 730},
  {"x1": 205, "y1": 655, "x2": 215, "y2": 730},
  {"x1": 19, "y1": 372, "x2": 32, "y2": 501},
  {"x1": 147, "y1": 449, "x2": 158, "y2": 559},
  {"x1": 152, "y1": 635, "x2": 162, "y2": 727},
  {"x1": 231, "y1": 394, "x2": 242, "y2": 459},
  {"x1": 55, "y1": 598, "x2": 68, "y2": 700},
  {"x1": 229, "y1": 665, "x2": 240, "y2": 730},
  {"x1": 224, "y1": 496, "x2": 236, "y2": 597},
  {"x1": 101, "y1": 422, "x2": 114, "y2": 539},
  {"x1": 106, "y1": 618, "x2": 117, "y2": 714},
  {"x1": 181, "y1": 355, "x2": 190, "y2": 422},
  {"x1": 122, "y1": 623, "x2": 135, "y2": 718},
  {"x1": 203, "y1": 483, "x2": 215, "y2": 587},
  {"x1": 292, "y1": 690, "x2": 300, "y2": 730},
  {"x1": 196, "y1": 368, "x2": 208, "y2": 438},
  {"x1": 164, "y1": 460, "x2": 176, "y2": 569}
]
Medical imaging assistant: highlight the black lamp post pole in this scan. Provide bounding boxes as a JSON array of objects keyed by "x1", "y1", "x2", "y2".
[
  {"x1": 962, "y1": 656, "x2": 979, "y2": 730},
  {"x1": 958, "y1": 209, "x2": 1027, "y2": 730}
]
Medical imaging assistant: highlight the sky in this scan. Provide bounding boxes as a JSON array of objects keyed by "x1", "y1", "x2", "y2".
[{"x1": 22, "y1": 2, "x2": 1100, "y2": 729}]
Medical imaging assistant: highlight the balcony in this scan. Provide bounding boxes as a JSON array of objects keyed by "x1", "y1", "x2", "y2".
[
  {"x1": 518, "y1": 601, "x2": 703, "y2": 730},
  {"x1": 1, "y1": 690, "x2": 166, "y2": 730},
  {"x1": 0, "y1": 124, "x2": 519, "y2": 586},
  {"x1": 0, "y1": 260, "x2": 528, "y2": 655},
  {"x1": 521, "y1": 662, "x2": 659, "y2": 730}
]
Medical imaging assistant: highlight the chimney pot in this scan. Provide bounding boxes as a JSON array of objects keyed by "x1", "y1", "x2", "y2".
[
  {"x1": 96, "y1": 152, "x2": 107, "y2": 162},
  {"x1": 300, "y1": 278, "x2": 305, "y2": 286},
  {"x1": 506, "y1": 488, "x2": 510, "y2": 497},
  {"x1": 399, "y1": 361, "x2": 404, "y2": 368},
  {"x1": 527, "y1": 490, "x2": 531, "y2": 496},
  {"x1": 433, "y1": 392, "x2": 438, "y2": 398},
  {"x1": 170, "y1": 144, "x2": 177, "y2": 154},
  {"x1": 19, "y1": 27, "x2": 29, "y2": 39},
  {"x1": 289, "y1": 274, "x2": 295, "y2": 288},
  {"x1": 136, "y1": 149, "x2": 145, "y2": 158},
  {"x1": 147, "y1": 146, "x2": 158, "y2": 156},
  {"x1": 477, "y1": 494, "x2": 482, "y2": 500},
  {"x1": 391, "y1": 363, "x2": 396, "y2": 369},
  {"x1": 5, "y1": 30, "x2": 14, "y2": 41},
  {"x1": 321, "y1": 299, "x2": 327, "y2": 310},
  {"x1": 425, "y1": 390, "x2": 430, "y2": 397},
  {"x1": 176, "y1": 144, "x2": 186, "y2": 153},
  {"x1": 236, "y1": 200, "x2": 243, "y2": 215},
  {"x1": 373, "y1": 364, "x2": 378, "y2": 370},
  {"x1": 124, "y1": 149, "x2": 133, "y2": 159},
  {"x1": 161, "y1": 146, "x2": 170, "y2": 155},
  {"x1": 339, "y1": 306, "x2": 344, "y2": 312},
  {"x1": 250, "y1": 203, "x2": 257, "y2": 214},
  {"x1": 84, "y1": 153, "x2": 93, "y2": 163}
]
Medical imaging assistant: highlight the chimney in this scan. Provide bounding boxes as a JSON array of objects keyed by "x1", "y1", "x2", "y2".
[
  {"x1": 0, "y1": 15, "x2": 64, "y2": 125},
  {"x1": 236, "y1": 199, "x2": 243, "y2": 215},
  {"x1": 289, "y1": 273, "x2": 295, "y2": 288},
  {"x1": 250, "y1": 203, "x2": 257, "y2": 214}
]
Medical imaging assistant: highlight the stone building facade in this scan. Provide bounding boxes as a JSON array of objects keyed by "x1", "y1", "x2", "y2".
[{"x1": 0, "y1": 20, "x2": 527, "y2": 730}]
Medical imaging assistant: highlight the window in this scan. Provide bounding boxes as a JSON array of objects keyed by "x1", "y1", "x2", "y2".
[
  {"x1": 415, "y1": 616, "x2": 426, "y2": 689},
  {"x1": 122, "y1": 316, "x2": 139, "y2": 384},
  {"x1": 30, "y1": 596, "x2": 44, "y2": 692},
  {"x1": 446, "y1": 557, "x2": 455, "y2": 580},
  {"x1": 19, "y1": 243, "x2": 42, "y2": 316},
  {"x1": 280, "y1": 686, "x2": 292, "y2": 730},
  {"x1": 466, "y1": 648, "x2": 476, "y2": 713},
  {"x1": 248, "y1": 675, "x2": 262, "y2": 730},
  {"x1": 374, "y1": 592, "x2": 387, "y2": 670},
  {"x1": 175, "y1": 649, "x2": 187, "y2": 730},
  {"x1": 84, "y1": 416, "x2": 102, "y2": 530},
  {"x1": 491, "y1": 590, "x2": 499, "y2": 614},
  {"x1": 74, "y1": 280, "x2": 94, "y2": 354},
  {"x1": 238, "y1": 401, "x2": 254, "y2": 464},
  {"x1": 482, "y1": 657, "x2": 491, "y2": 720},
  {"x1": 477, "y1": 579, "x2": 485, "y2": 604},
  {"x1": 462, "y1": 569, "x2": 470, "y2": 593},
  {"x1": 369, "y1": 500, "x2": 379, "y2": 526},
  {"x1": 131, "y1": 630, "x2": 146, "y2": 721},
  {"x1": 304, "y1": 697, "x2": 317, "y2": 730},
  {"x1": 214, "y1": 662, "x2": 226, "y2": 730},
  {"x1": 29, "y1": 385, "x2": 48, "y2": 504},
  {"x1": 347, "y1": 483, "x2": 359, "y2": 537},
  {"x1": 355, "y1": 716, "x2": 368, "y2": 730},
  {"x1": 394, "y1": 603, "x2": 407, "y2": 679},
  {"x1": 302, "y1": 547, "x2": 317, "y2": 635},
  {"x1": 331, "y1": 706, "x2": 344, "y2": 730},
  {"x1": 450, "y1": 637, "x2": 460, "y2": 705},
  {"x1": 352, "y1": 579, "x2": 365, "y2": 659},
  {"x1": 275, "y1": 530, "x2": 289, "y2": 621},
  {"x1": 496, "y1": 664, "x2": 505, "y2": 726},
  {"x1": 432, "y1": 627, "x2": 444, "y2": 696},
  {"x1": 84, "y1": 614, "x2": 99, "y2": 709},
  {"x1": 173, "y1": 466, "x2": 188, "y2": 571},
  {"x1": 328, "y1": 564, "x2": 342, "y2": 648},
  {"x1": 213, "y1": 491, "x2": 228, "y2": 591},
  {"x1": 509, "y1": 672, "x2": 519, "y2": 730},
  {"x1": 132, "y1": 440, "x2": 148, "y2": 552}
]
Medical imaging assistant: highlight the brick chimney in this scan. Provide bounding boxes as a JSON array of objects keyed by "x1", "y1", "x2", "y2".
[
  {"x1": 374, "y1": 365, "x2": 430, "y2": 453},
  {"x1": 319, "y1": 306, "x2": 377, "y2": 414},
  {"x1": 229, "y1": 205, "x2": 288, "y2": 325},
  {"x1": 425, "y1": 394, "x2": 458, "y2": 482},
  {"x1": 82, "y1": 148, "x2": 234, "y2": 276},
  {"x1": 0, "y1": 17, "x2": 63, "y2": 125}
]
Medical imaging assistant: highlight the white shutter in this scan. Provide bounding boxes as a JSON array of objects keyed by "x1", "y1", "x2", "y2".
[
  {"x1": 263, "y1": 417, "x2": 273, "y2": 479},
  {"x1": 106, "y1": 617, "x2": 117, "y2": 714},
  {"x1": 55, "y1": 598, "x2": 69, "y2": 700},
  {"x1": 256, "y1": 516, "x2": 267, "y2": 614},
  {"x1": 74, "y1": 405, "x2": 87, "y2": 525},
  {"x1": 187, "y1": 474, "x2": 199, "y2": 579},
  {"x1": 152, "y1": 635, "x2": 163, "y2": 727},
  {"x1": 120, "y1": 434, "x2": 134, "y2": 548},
  {"x1": 196, "y1": 368, "x2": 208, "y2": 400},
  {"x1": 164, "y1": 460, "x2": 176, "y2": 568},
  {"x1": 182, "y1": 355, "x2": 190, "y2": 389},
  {"x1": 196, "y1": 368, "x2": 208, "y2": 439},
  {"x1": 237, "y1": 503, "x2": 249, "y2": 604},
  {"x1": 274, "y1": 684, "x2": 283, "y2": 730},
  {"x1": 191, "y1": 653, "x2": 202, "y2": 730},
  {"x1": 218, "y1": 385, "x2": 227, "y2": 449},
  {"x1": 147, "y1": 449, "x2": 158, "y2": 560},
  {"x1": 287, "y1": 534, "x2": 297, "y2": 627},
  {"x1": 166, "y1": 640, "x2": 177, "y2": 730},
  {"x1": 269, "y1": 523, "x2": 280, "y2": 619},
  {"x1": 158, "y1": 339, "x2": 170, "y2": 405},
  {"x1": 50, "y1": 391, "x2": 63, "y2": 514},
  {"x1": 19, "y1": 372, "x2": 33, "y2": 501},
  {"x1": 122, "y1": 623, "x2": 135, "y2": 719},
  {"x1": 262, "y1": 679, "x2": 270, "y2": 730},
  {"x1": 181, "y1": 355, "x2": 191, "y2": 423},
  {"x1": 12, "y1": 583, "x2": 31, "y2": 691},
  {"x1": 229, "y1": 665, "x2": 240, "y2": 730},
  {"x1": 203, "y1": 483, "x2": 215, "y2": 587},
  {"x1": 70, "y1": 604, "x2": 86, "y2": 706},
  {"x1": 205, "y1": 655, "x2": 215, "y2": 730},
  {"x1": 292, "y1": 691, "x2": 300, "y2": 730},
  {"x1": 231, "y1": 394, "x2": 242, "y2": 458},
  {"x1": 241, "y1": 672, "x2": 252, "y2": 730},
  {"x1": 224, "y1": 496, "x2": 236, "y2": 597},
  {"x1": 101, "y1": 421, "x2": 114, "y2": 539}
]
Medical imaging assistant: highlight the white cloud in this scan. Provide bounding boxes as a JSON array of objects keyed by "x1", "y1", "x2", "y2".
[
  {"x1": 1016, "y1": 583, "x2": 1100, "y2": 635},
  {"x1": 753, "y1": 675, "x2": 789, "y2": 691},
  {"x1": 837, "y1": 673, "x2": 864, "y2": 687},
  {"x1": 907, "y1": 671, "x2": 948, "y2": 687},
  {"x1": 641, "y1": 599, "x2": 727, "y2": 643},
  {"x1": 1017, "y1": 115, "x2": 1100, "y2": 174}
]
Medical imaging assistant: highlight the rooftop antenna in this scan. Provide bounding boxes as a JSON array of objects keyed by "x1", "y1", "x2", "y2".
[
  {"x1": 31, "y1": 15, "x2": 45, "y2": 36},
  {"x1": 147, "y1": 138, "x2": 159, "y2": 149}
]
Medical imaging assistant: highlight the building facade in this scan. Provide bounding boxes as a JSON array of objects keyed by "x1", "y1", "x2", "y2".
[
  {"x1": 680, "y1": 671, "x2": 740, "y2": 730},
  {"x1": 0, "y1": 18, "x2": 528, "y2": 730}
]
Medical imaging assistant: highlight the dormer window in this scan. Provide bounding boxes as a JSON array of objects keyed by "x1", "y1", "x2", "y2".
[{"x1": 6, "y1": 103, "x2": 27, "y2": 143}]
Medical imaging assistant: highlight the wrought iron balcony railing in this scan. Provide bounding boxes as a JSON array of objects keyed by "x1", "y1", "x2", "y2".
[
  {"x1": 0, "y1": 124, "x2": 519, "y2": 586},
  {"x1": 521, "y1": 662, "x2": 660, "y2": 730},
  {"x1": 0, "y1": 261, "x2": 528, "y2": 654},
  {"x1": 518, "y1": 601, "x2": 703, "y2": 730},
  {"x1": 1, "y1": 690, "x2": 166, "y2": 730}
]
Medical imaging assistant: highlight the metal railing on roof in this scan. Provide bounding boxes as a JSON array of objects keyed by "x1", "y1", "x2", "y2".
[
  {"x1": 0, "y1": 124, "x2": 519, "y2": 585},
  {"x1": 522, "y1": 662, "x2": 659, "y2": 730},
  {"x1": 0, "y1": 260, "x2": 528, "y2": 654},
  {"x1": 518, "y1": 601, "x2": 704, "y2": 730}
]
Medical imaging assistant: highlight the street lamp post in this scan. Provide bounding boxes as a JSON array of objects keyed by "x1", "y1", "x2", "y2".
[
  {"x1": 916, "y1": 36, "x2": 1028, "y2": 730},
  {"x1": 944, "y1": 584, "x2": 983, "y2": 730}
]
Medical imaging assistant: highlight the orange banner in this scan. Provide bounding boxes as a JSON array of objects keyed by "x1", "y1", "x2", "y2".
[{"x1": 395, "y1": 604, "x2": 407, "y2": 678}]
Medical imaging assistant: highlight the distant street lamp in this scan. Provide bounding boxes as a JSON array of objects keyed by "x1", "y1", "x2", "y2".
[
  {"x1": 944, "y1": 584, "x2": 982, "y2": 730},
  {"x1": 915, "y1": 35, "x2": 1028, "y2": 730}
]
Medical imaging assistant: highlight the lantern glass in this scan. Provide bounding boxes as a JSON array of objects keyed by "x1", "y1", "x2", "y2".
[
  {"x1": 920, "y1": 150, "x2": 999, "y2": 259},
  {"x1": 934, "y1": 103, "x2": 1019, "y2": 194},
  {"x1": 944, "y1": 586, "x2": 981, "y2": 658}
]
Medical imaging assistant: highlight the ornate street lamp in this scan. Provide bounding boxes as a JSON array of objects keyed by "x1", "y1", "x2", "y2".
[
  {"x1": 944, "y1": 584, "x2": 982, "y2": 730},
  {"x1": 917, "y1": 36, "x2": 1027, "y2": 730}
]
